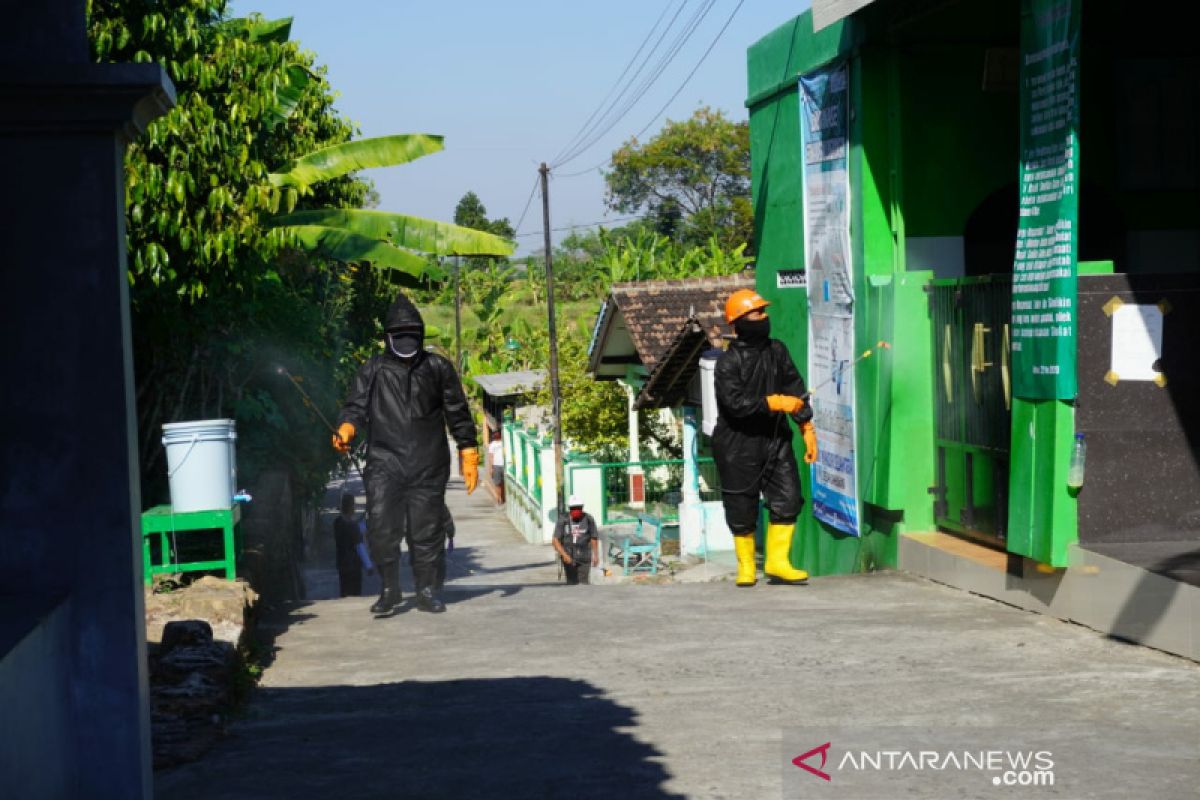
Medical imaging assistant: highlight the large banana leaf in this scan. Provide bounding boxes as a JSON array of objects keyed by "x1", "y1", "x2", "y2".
[
  {"x1": 269, "y1": 134, "x2": 444, "y2": 190},
  {"x1": 220, "y1": 16, "x2": 293, "y2": 43},
  {"x1": 272, "y1": 209, "x2": 514, "y2": 257},
  {"x1": 283, "y1": 225, "x2": 446, "y2": 281}
]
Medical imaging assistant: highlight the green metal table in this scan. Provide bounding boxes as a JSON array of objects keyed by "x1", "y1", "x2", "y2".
[{"x1": 140, "y1": 504, "x2": 241, "y2": 585}]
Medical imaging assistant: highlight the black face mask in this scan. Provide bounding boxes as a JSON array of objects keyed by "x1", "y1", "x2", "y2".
[
  {"x1": 388, "y1": 331, "x2": 421, "y2": 359},
  {"x1": 734, "y1": 316, "x2": 770, "y2": 344}
]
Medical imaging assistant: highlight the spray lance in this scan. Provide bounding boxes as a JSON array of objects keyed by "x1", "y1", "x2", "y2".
[
  {"x1": 273, "y1": 365, "x2": 367, "y2": 485},
  {"x1": 790, "y1": 341, "x2": 893, "y2": 426}
]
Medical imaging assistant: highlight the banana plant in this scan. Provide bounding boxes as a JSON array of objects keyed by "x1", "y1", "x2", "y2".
[
  {"x1": 269, "y1": 134, "x2": 445, "y2": 191},
  {"x1": 267, "y1": 135, "x2": 513, "y2": 282},
  {"x1": 236, "y1": 19, "x2": 513, "y2": 283},
  {"x1": 273, "y1": 208, "x2": 513, "y2": 258}
]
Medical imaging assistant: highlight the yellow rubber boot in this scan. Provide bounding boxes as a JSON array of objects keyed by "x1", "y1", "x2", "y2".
[
  {"x1": 733, "y1": 534, "x2": 757, "y2": 587},
  {"x1": 764, "y1": 523, "x2": 809, "y2": 584}
]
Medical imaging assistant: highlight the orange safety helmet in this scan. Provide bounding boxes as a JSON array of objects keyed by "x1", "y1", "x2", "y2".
[{"x1": 724, "y1": 289, "x2": 769, "y2": 324}]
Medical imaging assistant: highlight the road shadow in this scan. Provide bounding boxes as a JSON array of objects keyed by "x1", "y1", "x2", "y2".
[
  {"x1": 155, "y1": 676, "x2": 684, "y2": 799},
  {"x1": 248, "y1": 602, "x2": 317, "y2": 672}
]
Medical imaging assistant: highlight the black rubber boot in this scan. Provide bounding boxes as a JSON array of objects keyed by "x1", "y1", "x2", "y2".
[
  {"x1": 370, "y1": 560, "x2": 403, "y2": 617},
  {"x1": 416, "y1": 586, "x2": 446, "y2": 613}
]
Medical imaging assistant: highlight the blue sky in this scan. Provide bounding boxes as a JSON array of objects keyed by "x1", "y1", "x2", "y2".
[{"x1": 230, "y1": 1, "x2": 810, "y2": 253}]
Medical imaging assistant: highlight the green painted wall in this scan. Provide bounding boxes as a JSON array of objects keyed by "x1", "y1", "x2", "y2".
[
  {"x1": 747, "y1": 13, "x2": 859, "y2": 273},
  {"x1": 748, "y1": 0, "x2": 1200, "y2": 575},
  {"x1": 897, "y1": 48, "x2": 1018, "y2": 238},
  {"x1": 747, "y1": 12, "x2": 936, "y2": 576}
]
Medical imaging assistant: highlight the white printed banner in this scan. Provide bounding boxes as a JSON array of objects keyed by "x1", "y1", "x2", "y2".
[{"x1": 799, "y1": 62, "x2": 860, "y2": 536}]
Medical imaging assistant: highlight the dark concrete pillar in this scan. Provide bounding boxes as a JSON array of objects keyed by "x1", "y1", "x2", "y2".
[{"x1": 0, "y1": 1, "x2": 174, "y2": 796}]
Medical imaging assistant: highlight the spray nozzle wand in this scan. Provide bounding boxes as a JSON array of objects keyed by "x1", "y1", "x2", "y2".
[
  {"x1": 274, "y1": 364, "x2": 366, "y2": 483},
  {"x1": 803, "y1": 340, "x2": 892, "y2": 396}
]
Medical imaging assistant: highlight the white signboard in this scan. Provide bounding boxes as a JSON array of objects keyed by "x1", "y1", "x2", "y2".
[{"x1": 1110, "y1": 304, "x2": 1164, "y2": 381}]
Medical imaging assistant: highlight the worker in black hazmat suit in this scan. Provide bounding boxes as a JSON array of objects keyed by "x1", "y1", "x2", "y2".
[
  {"x1": 332, "y1": 292, "x2": 479, "y2": 615},
  {"x1": 713, "y1": 289, "x2": 818, "y2": 587}
]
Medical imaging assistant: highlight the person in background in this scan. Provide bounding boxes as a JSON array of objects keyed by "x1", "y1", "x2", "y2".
[
  {"x1": 332, "y1": 291, "x2": 479, "y2": 616},
  {"x1": 488, "y1": 430, "x2": 506, "y2": 504},
  {"x1": 713, "y1": 289, "x2": 817, "y2": 588},
  {"x1": 333, "y1": 493, "x2": 367, "y2": 597},
  {"x1": 552, "y1": 495, "x2": 599, "y2": 585}
]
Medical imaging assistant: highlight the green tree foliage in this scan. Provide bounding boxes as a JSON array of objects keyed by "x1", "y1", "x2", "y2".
[
  {"x1": 453, "y1": 191, "x2": 516, "y2": 240},
  {"x1": 605, "y1": 106, "x2": 752, "y2": 252},
  {"x1": 524, "y1": 224, "x2": 752, "y2": 303},
  {"x1": 89, "y1": 0, "x2": 389, "y2": 501},
  {"x1": 91, "y1": 1, "x2": 372, "y2": 299},
  {"x1": 535, "y1": 328, "x2": 628, "y2": 456},
  {"x1": 531, "y1": 327, "x2": 679, "y2": 462}
]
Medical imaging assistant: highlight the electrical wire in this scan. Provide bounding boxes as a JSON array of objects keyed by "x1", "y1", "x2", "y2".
[
  {"x1": 550, "y1": 0, "x2": 681, "y2": 167},
  {"x1": 513, "y1": 214, "x2": 645, "y2": 238},
  {"x1": 512, "y1": 174, "x2": 541, "y2": 237},
  {"x1": 551, "y1": 0, "x2": 718, "y2": 170},
  {"x1": 550, "y1": 0, "x2": 690, "y2": 169},
  {"x1": 556, "y1": 0, "x2": 746, "y2": 179},
  {"x1": 590, "y1": 0, "x2": 717, "y2": 147},
  {"x1": 627, "y1": 0, "x2": 745, "y2": 142}
]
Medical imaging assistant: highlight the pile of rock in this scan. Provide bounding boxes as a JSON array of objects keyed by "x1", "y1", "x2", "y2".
[{"x1": 144, "y1": 577, "x2": 258, "y2": 769}]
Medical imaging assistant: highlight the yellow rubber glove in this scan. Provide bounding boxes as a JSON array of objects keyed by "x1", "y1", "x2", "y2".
[
  {"x1": 331, "y1": 422, "x2": 355, "y2": 454},
  {"x1": 460, "y1": 447, "x2": 480, "y2": 494},
  {"x1": 801, "y1": 421, "x2": 818, "y2": 464},
  {"x1": 766, "y1": 394, "x2": 805, "y2": 414}
]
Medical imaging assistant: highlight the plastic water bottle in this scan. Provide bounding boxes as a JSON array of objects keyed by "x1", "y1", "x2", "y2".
[{"x1": 1067, "y1": 433, "x2": 1086, "y2": 489}]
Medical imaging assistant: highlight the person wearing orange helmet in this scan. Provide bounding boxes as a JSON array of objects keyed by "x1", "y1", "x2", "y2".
[{"x1": 713, "y1": 289, "x2": 818, "y2": 586}]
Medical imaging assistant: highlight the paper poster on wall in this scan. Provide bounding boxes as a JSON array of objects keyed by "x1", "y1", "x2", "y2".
[
  {"x1": 799, "y1": 61, "x2": 860, "y2": 537},
  {"x1": 1109, "y1": 304, "x2": 1164, "y2": 381}
]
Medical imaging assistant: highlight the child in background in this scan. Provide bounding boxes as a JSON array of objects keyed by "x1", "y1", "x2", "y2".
[
  {"x1": 488, "y1": 430, "x2": 505, "y2": 504},
  {"x1": 334, "y1": 493, "x2": 366, "y2": 597}
]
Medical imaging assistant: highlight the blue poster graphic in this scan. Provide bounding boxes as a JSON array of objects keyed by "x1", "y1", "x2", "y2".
[{"x1": 799, "y1": 62, "x2": 860, "y2": 537}]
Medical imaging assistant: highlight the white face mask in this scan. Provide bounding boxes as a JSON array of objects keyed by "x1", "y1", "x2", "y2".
[{"x1": 388, "y1": 331, "x2": 421, "y2": 359}]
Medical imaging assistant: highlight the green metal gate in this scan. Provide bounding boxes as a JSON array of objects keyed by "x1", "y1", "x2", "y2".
[{"x1": 928, "y1": 276, "x2": 1013, "y2": 545}]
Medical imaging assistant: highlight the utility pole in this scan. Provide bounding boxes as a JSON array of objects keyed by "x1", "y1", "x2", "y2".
[{"x1": 540, "y1": 162, "x2": 565, "y2": 516}]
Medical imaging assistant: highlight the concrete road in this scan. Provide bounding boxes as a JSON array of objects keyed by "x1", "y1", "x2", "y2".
[{"x1": 156, "y1": 474, "x2": 1200, "y2": 799}]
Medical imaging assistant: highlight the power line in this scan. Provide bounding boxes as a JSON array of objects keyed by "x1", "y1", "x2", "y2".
[
  {"x1": 514, "y1": 215, "x2": 646, "y2": 238},
  {"x1": 554, "y1": 0, "x2": 744, "y2": 180},
  {"x1": 629, "y1": 0, "x2": 745, "y2": 142},
  {"x1": 552, "y1": 0, "x2": 714, "y2": 169},
  {"x1": 551, "y1": 0, "x2": 718, "y2": 170},
  {"x1": 550, "y1": 0, "x2": 680, "y2": 167},
  {"x1": 550, "y1": 0, "x2": 689, "y2": 169},
  {"x1": 590, "y1": 0, "x2": 717, "y2": 146},
  {"x1": 511, "y1": 4, "x2": 680, "y2": 252},
  {"x1": 512, "y1": 174, "x2": 541, "y2": 236},
  {"x1": 555, "y1": 156, "x2": 613, "y2": 179}
]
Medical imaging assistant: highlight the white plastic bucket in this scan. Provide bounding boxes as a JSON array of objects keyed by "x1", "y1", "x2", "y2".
[{"x1": 161, "y1": 419, "x2": 238, "y2": 512}]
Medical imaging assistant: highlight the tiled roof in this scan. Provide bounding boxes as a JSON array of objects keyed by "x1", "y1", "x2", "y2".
[
  {"x1": 634, "y1": 317, "x2": 715, "y2": 409},
  {"x1": 588, "y1": 273, "x2": 755, "y2": 376}
]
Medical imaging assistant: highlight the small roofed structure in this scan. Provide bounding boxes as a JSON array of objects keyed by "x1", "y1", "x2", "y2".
[
  {"x1": 584, "y1": 274, "x2": 751, "y2": 539},
  {"x1": 587, "y1": 273, "x2": 754, "y2": 385},
  {"x1": 472, "y1": 369, "x2": 546, "y2": 436}
]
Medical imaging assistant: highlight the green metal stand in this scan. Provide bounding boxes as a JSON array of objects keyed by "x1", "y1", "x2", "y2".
[{"x1": 140, "y1": 504, "x2": 241, "y2": 584}]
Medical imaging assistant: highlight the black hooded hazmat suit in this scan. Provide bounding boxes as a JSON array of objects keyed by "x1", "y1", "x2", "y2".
[
  {"x1": 712, "y1": 336, "x2": 808, "y2": 534},
  {"x1": 336, "y1": 293, "x2": 477, "y2": 597}
]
